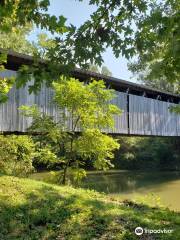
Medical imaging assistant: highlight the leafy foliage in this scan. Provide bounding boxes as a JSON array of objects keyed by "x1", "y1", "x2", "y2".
[
  {"x1": 0, "y1": 0, "x2": 67, "y2": 34},
  {"x1": 0, "y1": 24, "x2": 34, "y2": 54},
  {"x1": 0, "y1": 135, "x2": 35, "y2": 176},
  {"x1": 89, "y1": 65, "x2": 112, "y2": 76},
  {"x1": 53, "y1": 77, "x2": 120, "y2": 129},
  {"x1": 114, "y1": 137, "x2": 180, "y2": 170},
  {"x1": 0, "y1": 0, "x2": 179, "y2": 96},
  {"x1": 128, "y1": 0, "x2": 180, "y2": 89},
  {"x1": 76, "y1": 129, "x2": 118, "y2": 170},
  {"x1": 0, "y1": 53, "x2": 15, "y2": 103},
  {"x1": 170, "y1": 105, "x2": 180, "y2": 114},
  {"x1": 20, "y1": 77, "x2": 120, "y2": 184},
  {"x1": 0, "y1": 25, "x2": 36, "y2": 103},
  {"x1": 0, "y1": 0, "x2": 179, "y2": 101}
]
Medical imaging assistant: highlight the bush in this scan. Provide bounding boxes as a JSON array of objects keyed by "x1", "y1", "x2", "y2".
[
  {"x1": 114, "y1": 137, "x2": 180, "y2": 170},
  {"x1": 0, "y1": 135, "x2": 35, "y2": 176}
]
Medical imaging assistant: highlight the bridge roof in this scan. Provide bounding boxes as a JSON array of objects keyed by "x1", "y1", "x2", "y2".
[{"x1": 2, "y1": 49, "x2": 180, "y2": 103}]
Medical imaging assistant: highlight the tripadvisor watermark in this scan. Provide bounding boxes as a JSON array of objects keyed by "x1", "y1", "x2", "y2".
[{"x1": 135, "y1": 226, "x2": 173, "y2": 236}]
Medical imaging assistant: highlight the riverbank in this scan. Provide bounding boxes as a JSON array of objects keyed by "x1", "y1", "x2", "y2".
[
  {"x1": 0, "y1": 175, "x2": 180, "y2": 239},
  {"x1": 30, "y1": 170, "x2": 180, "y2": 211}
]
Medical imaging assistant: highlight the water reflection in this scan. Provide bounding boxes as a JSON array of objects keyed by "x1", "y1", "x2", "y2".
[
  {"x1": 80, "y1": 171, "x2": 180, "y2": 211},
  {"x1": 81, "y1": 171, "x2": 180, "y2": 193},
  {"x1": 30, "y1": 170, "x2": 180, "y2": 211}
]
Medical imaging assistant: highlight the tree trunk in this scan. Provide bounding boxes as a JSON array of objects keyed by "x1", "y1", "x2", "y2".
[
  {"x1": 62, "y1": 165, "x2": 67, "y2": 185},
  {"x1": 61, "y1": 134, "x2": 75, "y2": 185}
]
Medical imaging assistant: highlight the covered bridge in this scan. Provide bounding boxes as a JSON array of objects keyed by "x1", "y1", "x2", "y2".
[{"x1": 0, "y1": 50, "x2": 179, "y2": 136}]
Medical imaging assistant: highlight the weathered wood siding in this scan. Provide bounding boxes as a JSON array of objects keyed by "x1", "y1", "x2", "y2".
[
  {"x1": 0, "y1": 70, "x2": 59, "y2": 131},
  {"x1": 0, "y1": 70, "x2": 179, "y2": 136},
  {"x1": 107, "y1": 92, "x2": 128, "y2": 134},
  {"x1": 129, "y1": 95, "x2": 180, "y2": 136},
  {"x1": 0, "y1": 70, "x2": 128, "y2": 133}
]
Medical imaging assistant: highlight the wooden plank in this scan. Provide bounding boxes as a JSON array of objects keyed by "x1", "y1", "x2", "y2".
[{"x1": 129, "y1": 94, "x2": 180, "y2": 136}]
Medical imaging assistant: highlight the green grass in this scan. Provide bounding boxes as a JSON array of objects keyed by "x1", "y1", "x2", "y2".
[{"x1": 0, "y1": 175, "x2": 180, "y2": 240}]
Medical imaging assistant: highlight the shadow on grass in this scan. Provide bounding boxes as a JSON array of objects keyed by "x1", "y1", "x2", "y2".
[{"x1": 0, "y1": 179, "x2": 180, "y2": 240}]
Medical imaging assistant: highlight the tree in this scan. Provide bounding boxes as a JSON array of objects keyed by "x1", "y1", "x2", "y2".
[
  {"x1": 0, "y1": 0, "x2": 67, "y2": 34},
  {"x1": 0, "y1": 0, "x2": 69, "y2": 100},
  {"x1": 101, "y1": 66, "x2": 112, "y2": 76},
  {"x1": 0, "y1": 25, "x2": 37, "y2": 103},
  {"x1": 127, "y1": 0, "x2": 179, "y2": 88},
  {"x1": 75, "y1": 0, "x2": 179, "y2": 86},
  {"x1": 128, "y1": 0, "x2": 180, "y2": 110},
  {"x1": 89, "y1": 65, "x2": 99, "y2": 73},
  {"x1": 0, "y1": 24, "x2": 34, "y2": 54},
  {"x1": 1, "y1": 1, "x2": 179, "y2": 95},
  {"x1": 129, "y1": 53, "x2": 179, "y2": 94},
  {"x1": 114, "y1": 136, "x2": 180, "y2": 170},
  {"x1": 0, "y1": 52, "x2": 15, "y2": 103},
  {"x1": 20, "y1": 76, "x2": 120, "y2": 184},
  {"x1": 0, "y1": 135, "x2": 35, "y2": 176},
  {"x1": 1, "y1": 0, "x2": 179, "y2": 117},
  {"x1": 89, "y1": 65, "x2": 112, "y2": 76}
]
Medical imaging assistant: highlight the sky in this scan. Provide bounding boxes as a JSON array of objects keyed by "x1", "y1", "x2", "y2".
[{"x1": 30, "y1": 0, "x2": 136, "y2": 82}]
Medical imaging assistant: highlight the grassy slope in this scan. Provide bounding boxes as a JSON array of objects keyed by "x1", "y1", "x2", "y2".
[{"x1": 0, "y1": 176, "x2": 179, "y2": 240}]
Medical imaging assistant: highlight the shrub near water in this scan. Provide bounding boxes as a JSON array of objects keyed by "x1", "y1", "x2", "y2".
[{"x1": 0, "y1": 135, "x2": 35, "y2": 176}]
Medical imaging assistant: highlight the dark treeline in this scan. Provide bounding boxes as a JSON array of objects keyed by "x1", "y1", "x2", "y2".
[
  {"x1": 113, "y1": 137, "x2": 180, "y2": 171},
  {"x1": 0, "y1": 134, "x2": 179, "y2": 176},
  {"x1": 31, "y1": 136, "x2": 180, "y2": 172}
]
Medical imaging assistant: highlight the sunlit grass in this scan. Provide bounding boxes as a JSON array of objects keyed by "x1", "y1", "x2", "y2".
[{"x1": 0, "y1": 175, "x2": 180, "y2": 239}]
